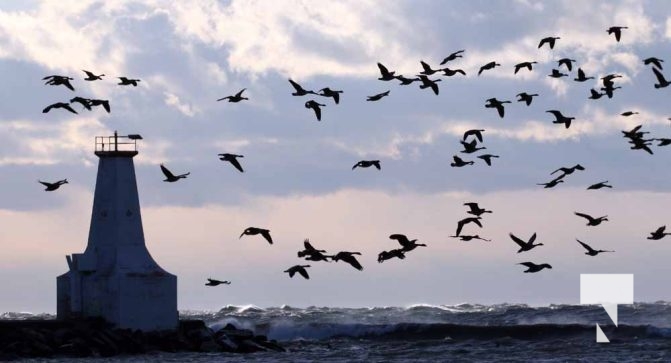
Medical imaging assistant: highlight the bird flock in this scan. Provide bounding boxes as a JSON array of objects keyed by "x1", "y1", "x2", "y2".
[{"x1": 36, "y1": 25, "x2": 671, "y2": 286}]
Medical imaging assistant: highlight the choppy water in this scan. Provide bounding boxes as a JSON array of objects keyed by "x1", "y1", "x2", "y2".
[{"x1": 7, "y1": 302, "x2": 671, "y2": 362}]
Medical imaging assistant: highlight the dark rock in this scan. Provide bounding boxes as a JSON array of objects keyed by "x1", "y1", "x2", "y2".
[
  {"x1": 0, "y1": 318, "x2": 284, "y2": 358},
  {"x1": 222, "y1": 323, "x2": 238, "y2": 331},
  {"x1": 220, "y1": 328, "x2": 254, "y2": 340},
  {"x1": 257, "y1": 339, "x2": 286, "y2": 352},
  {"x1": 199, "y1": 337, "x2": 221, "y2": 352},
  {"x1": 238, "y1": 339, "x2": 269, "y2": 353},
  {"x1": 216, "y1": 334, "x2": 239, "y2": 352}
]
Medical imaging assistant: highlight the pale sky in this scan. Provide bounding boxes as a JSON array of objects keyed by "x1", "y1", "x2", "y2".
[{"x1": 1, "y1": 0, "x2": 671, "y2": 313}]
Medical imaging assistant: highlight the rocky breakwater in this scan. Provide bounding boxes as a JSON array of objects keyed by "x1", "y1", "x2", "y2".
[{"x1": 0, "y1": 319, "x2": 284, "y2": 360}]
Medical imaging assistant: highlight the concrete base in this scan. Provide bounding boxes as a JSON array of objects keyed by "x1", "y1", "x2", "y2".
[{"x1": 58, "y1": 270, "x2": 177, "y2": 331}]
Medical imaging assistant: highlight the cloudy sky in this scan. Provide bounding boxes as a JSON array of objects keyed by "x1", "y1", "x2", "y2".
[{"x1": 1, "y1": 0, "x2": 671, "y2": 313}]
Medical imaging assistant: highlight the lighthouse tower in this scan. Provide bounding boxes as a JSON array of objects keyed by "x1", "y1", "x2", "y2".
[{"x1": 57, "y1": 132, "x2": 178, "y2": 331}]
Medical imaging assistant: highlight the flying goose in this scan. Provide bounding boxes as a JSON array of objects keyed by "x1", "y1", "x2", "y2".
[
  {"x1": 378, "y1": 249, "x2": 406, "y2": 263},
  {"x1": 240, "y1": 227, "x2": 273, "y2": 244},
  {"x1": 284, "y1": 265, "x2": 311, "y2": 279},
  {"x1": 551, "y1": 164, "x2": 584, "y2": 177},
  {"x1": 464, "y1": 202, "x2": 492, "y2": 217},
  {"x1": 160, "y1": 164, "x2": 189, "y2": 182},
  {"x1": 509, "y1": 232, "x2": 543, "y2": 253},
  {"x1": 516, "y1": 92, "x2": 538, "y2": 106},
  {"x1": 538, "y1": 36, "x2": 560, "y2": 49},
  {"x1": 440, "y1": 50, "x2": 465, "y2": 65},
  {"x1": 367, "y1": 90, "x2": 390, "y2": 101},
  {"x1": 352, "y1": 160, "x2": 381, "y2": 170},
  {"x1": 518, "y1": 262, "x2": 552, "y2": 273},
  {"x1": 451, "y1": 155, "x2": 474, "y2": 167},
  {"x1": 43, "y1": 75, "x2": 75, "y2": 91},
  {"x1": 477, "y1": 154, "x2": 499, "y2": 166},
  {"x1": 652, "y1": 67, "x2": 671, "y2": 88},
  {"x1": 205, "y1": 278, "x2": 231, "y2": 286},
  {"x1": 43, "y1": 102, "x2": 78, "y2": 114},
  {"x1": 574, "y1": 68, "x2": 594, "y2": 82},
  {"x1": 450, "y1": 235, "x2": 491, "y2": 242},
  {"x1": 576, "y1": 239, "x2": 613, "y2": 256},
  {"x1": 587, "y1": 181, "x2": 612, "y2": 190},
  {"x1": 485, "y1": 98, "x2": 511, "y2": 118},
  {"x1": 648, "y1": 226, "x2": 671, "y2": 240},
  {"x1": 417, "y1": 75, "x2": 441, "y2": 95},
  {"x1": 377, "y1": 62, "x2": 396, "y2": 81},
  {"x1": 218, "y1": 153, "x2": 245, "y2": 172},
  {"x1": 557, "y1": 58, "x2": 576, "y2": 71},
  {"x1": 478, "y1": 61, "x2": 501, "y2": 76},
  {"x1": 548, "y1": 69, "x2": 568, "y2": 78},
  {"x1": 298, "y1": 239, "x2": 331, "y2": 262},
  {"x1": 460, "y1": 139, "x2": 486, "y2": 154},
  {"x1": 331, "y1": 252, "x2": 364, "y2": 271},
  {"x1": 389, "y1": 234, "x2": 426, "y2": 252},
  {"x1": 546, "y1": 110, "x2": 574, "y2": 129},
  {"x1": 441, "y1": 68, "x2": 466, "y2": 77},
  {"x1": 38, "y1": 179, "x2": 68, "y2": 191},
  {"x1": 514, "y1": 61, "x2": 537, "y2": 74},
  {"x1": 217, "y1": 88, "x2": 248, "y2": 102},
  {"x1": 419, "y1": 60, "x2": 442, "y2": 75},
  {"x1": 318, "y1": 87, "x2": 343, "y2": 104},
  {"x1": 643, "y1": 57, "x2": 664, "y2": 70},
  {"x1": 288, "y1": 79, "x2": 317, "y2": 96},
  {"x1": 574, "y1": 212, "x2": 608, "y2": 226},
  {"x1": 455, "y1": 217, "x2": 483, "y2": 237},
  {"x1": 463, "y1": 129, "x2": 485, "y2": 142},
  {"x1": 305, "y1": 100, "x2": 326, "y2": 121},
  {"x1": 118, "y1": 77, "x2": 140, "y2": 86},
  {"x1": 82, "y1": 70, "x2": 104, "y2": 81},
  {"x1": 607, "y1": 26, "x2": 628, "y2": 42}
]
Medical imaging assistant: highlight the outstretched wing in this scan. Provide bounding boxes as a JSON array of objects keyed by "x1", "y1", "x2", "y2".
[
  {"x1": 298, "y1": 268, "x2": 310, "y2": 279},
  {"x1": 235, "y1": 88, "x2": 246, "y2": 97},
  {"x1": 576, "y1": 239, "x2": 595, "y2": 253},
  {"x1": 347, "y1": 256, "x2": 364, "y2": 271},
  {"x1": 160, "y1": 164, "x2": 175, "y2": 179},
  {"x1": 312, "y1": 104, "x2": 321, "y2": 121},
  {"x1": 546, "y1": 110, "x2": 561, "y2": 120},
  {"x1": 574, "y1": 212, "x2": 593, "y2": 221},
  {"x1": 62, "y1": 104, "x2": 78, "y2": 114},
  {"x1": 509, "y1": 233, "x2": 527, "y2": 248},
  {"x1": 101, "y1": 100, "x2": 111, "y2": 113},
  {"x1": 288, "y1": 79, "x2": 304, "y2": 92},
  {"x1": 389, "y1": 234, "x2": 410, "y2": 247},
  {"x1": 261, "y1": 229, "x2": 273, "y2": 244},
  {"x1": 63, "y1": 80, "x2": 75, "y2": 91},
  {"x1": 42, "y1": 104, "x2": 55, "y2": 113},
  {"x1": 228, "y1": 157, "x2": 244, "y2": 172},
  {"x1": 496, "y1": 104, "x2": 505, "y2": 118},
  {"x1": 420, "y1": 61, "x2": 432, "y2": 73},
  {"x1": 377, "y1": 62, "x2": 391, "y2": 77},
  {"x1": 653, "y1": 67, "x2": 668, "y2": 84},
  {"x1": 303, "y1": 240, "x2": 314, "y2": 251}
]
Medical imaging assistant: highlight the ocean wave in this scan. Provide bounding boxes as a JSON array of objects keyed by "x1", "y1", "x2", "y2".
[{"x1": 257, "y1": 322, "x2": 668, "y2": 342}]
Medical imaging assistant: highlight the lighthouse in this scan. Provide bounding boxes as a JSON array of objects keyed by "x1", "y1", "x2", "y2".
[{"x1": 57, "y1": 132, "x2": 178, "y2": 331}]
